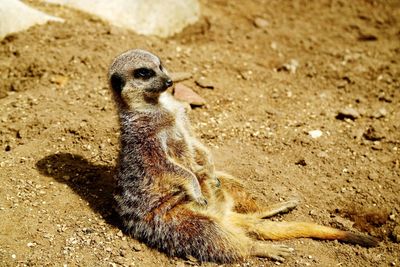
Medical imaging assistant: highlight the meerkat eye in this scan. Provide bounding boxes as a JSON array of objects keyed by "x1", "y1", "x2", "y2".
[{"x1": 133, "y1": 68, "x2": 155, "y2": 79}]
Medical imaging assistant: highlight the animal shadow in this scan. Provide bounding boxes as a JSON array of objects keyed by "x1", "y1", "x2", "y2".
[{"x1": 36, "y1": 153, "x2": 120, "y2": 227}]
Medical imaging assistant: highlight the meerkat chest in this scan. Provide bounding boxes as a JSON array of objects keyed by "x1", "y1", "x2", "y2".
[
  {"x1": 158, "y1": 93, "x2": 195, "y2": 158},
  {"x1": 162, "y1": 121, "x2": 194, "y2": 159}
]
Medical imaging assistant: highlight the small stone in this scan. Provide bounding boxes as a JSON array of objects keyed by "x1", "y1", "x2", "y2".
[
  {"x1": 11, "y1": 254, "x2": 16, "y2": 259},
  {"x1": 336, "y1": 107, "x2": 360, "y2": 120},
  {"x1": 27, "y1": 242, "x2": 36, "y2": 247},
  {"x1": 308, "y1": 130, "x2": 322, "y2": 139},
  {"x1": 195, "y1": 76, "x2": 214, "y2": 89},
  {"x1": 317, "y1": 151, "x2": 328, "y2": 158},
  {"x1": 391, "y1": 225, "x2": 400, "y2": 243},
  {"x1": 116, "y1": 230, "x2": 124, "y2": 237},
  {"x1": 278, "y1": 59, "x2": 299, "y2": 74},
  {"x1": 368, "y1": 171, "x2": 378, "y2": 180},
  {"x1": 50, "y1": 75, "x2": 69, "y2": 87},
  {"x1": 253, "y1": 17, "x2": 269, "y2": 28},
  {"x1": 132, "y1": 242, "x2": 142, "y2": 251},
  {"x1": 358, "y1": 33, "x2": 378, "y2": 41},
  {"x1": 331, "y1": 215, "x2": 354, "y2": 229},
  {"x1": 62, "y1": 175, "x2": 71, "y2": 181},
  {"x1": 239, "y1": 70, "x2": 253, "y2": 80},
  {"x1": 295, "y1": 159, "x2": 307, "y2": 166},
  {"x1": 174, "y1": 84, "x2": 206, "y2": 106},
  {"x1": 371, "y1": 108, "x2": 387, "y2": 119},
  {"x1": 363, "y1": 126, "x2": 384, "y2": 141},
  {"x1": 170, "y1": 72, "x2": 192, "y2": 82}
]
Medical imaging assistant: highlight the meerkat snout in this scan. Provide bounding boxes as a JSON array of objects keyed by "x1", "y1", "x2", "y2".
[{"x1": 165, "y1": 79, "x2": 173, "y2": 88}]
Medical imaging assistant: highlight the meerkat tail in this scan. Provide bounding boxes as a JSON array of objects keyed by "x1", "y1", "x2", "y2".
[
  {"x1": 254, "y1": 221, "x2": 378, "y2": 247},
  {"x1": 250, "y1": 221, "x2": 378, "y2": 247}
]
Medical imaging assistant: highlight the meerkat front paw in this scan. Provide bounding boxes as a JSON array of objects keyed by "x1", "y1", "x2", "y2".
[{"x1": 194, "y1": 195, "x2": 208, "y2": 206}]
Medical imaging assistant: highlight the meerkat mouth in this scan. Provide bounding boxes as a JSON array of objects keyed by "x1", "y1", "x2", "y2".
[{"x1": 146, "y1": 78, "x2": 173, "y2": 94}]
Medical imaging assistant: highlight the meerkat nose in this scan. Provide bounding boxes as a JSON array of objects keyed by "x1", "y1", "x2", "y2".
[{"x1": 165, "y1": 79, "x2": 173, "y2": 88}]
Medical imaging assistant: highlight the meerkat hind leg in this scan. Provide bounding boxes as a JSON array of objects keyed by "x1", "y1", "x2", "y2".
[
  {"x1": 251, "y1": 241, "x2": 294, "y2": 262},
  {"x1": 257, "y1": 199, "x2": 300, "y2": 219}
]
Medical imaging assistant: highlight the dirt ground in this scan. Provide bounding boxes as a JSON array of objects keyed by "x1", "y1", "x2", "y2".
[{"x1": 0, "y1": 0, "x2": 399, "y2": 266}]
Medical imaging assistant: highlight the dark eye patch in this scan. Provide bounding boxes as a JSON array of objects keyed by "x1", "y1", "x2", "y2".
[
  {"x1": 133, "y1": 68, "x2": 155, "y2": 79},
  {"x1": 110, "y1": 73, "x2": 125, "y2": 94}
]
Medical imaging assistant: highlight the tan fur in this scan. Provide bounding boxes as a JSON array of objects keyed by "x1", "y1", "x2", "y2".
[{"x1": 109, "y1": 49, "x2": 379, "y2": 263}]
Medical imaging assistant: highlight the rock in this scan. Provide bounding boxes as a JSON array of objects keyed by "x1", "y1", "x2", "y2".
[
  {"x1": 0, "y1": 0, "x2": 64, "y2": 39},
  {"x1": 371, "y1": 107, "x2": 388, "y2": 119},
  {"x1": 336, "y1": 107, "x2": 360, "y2": 120},
  {"x1": 253, "y1": 17, "x2": 269, "y2": 28},
  {"x1": 239, "y1": 69, "x2": 253, "y2": 80},
  {"x1": 392, "y1": 225, "x2": 400, "y2": 243},
  {"x1": 195, "y1": 76, "x2": 214, "y2": 89},
  {"x1": 317, "y1": 151, "x2": 328, "y2": 158},
  {"x1": 50, "y1": 75, "x2": 69, "y2": 87},
  {"x1": 330, "y1": 215, "x2": 354, "y2": 230},
  {"x1": 43, "y1": 0, "x2": 200, "y2": 38},
  {"x1": 363, "y1": 126, "x2": 384, "y2": 141},
  {"x1": 132, "y1": 242, "x2": 142, "y2": 252},
  {"x1": 358, "y1": 33, "x2": 378, "y2": 41},
  {"x1": 308, "y1": 130, "x2": 322, "y2": 139},
  {"x1": 295, "y1": 159, "x2": 307, "y2": 166},
  {"x1": 170, "y1": 72, "x2": 192, "y2": 82},
  {"x1": 173, "y1": 84, "x2": 206, "y2": 106},
  {"x1": 278, "y1": 59, "x2": 299, "y2": 74}
]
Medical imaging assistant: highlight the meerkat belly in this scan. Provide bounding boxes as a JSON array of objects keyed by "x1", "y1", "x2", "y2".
[{"x1": 166, "y1": 126, "x2": 195, "y2": 164}]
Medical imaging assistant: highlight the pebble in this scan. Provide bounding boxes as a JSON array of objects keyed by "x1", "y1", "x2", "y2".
[
  {"x1": 308, "y1": 129, "x2": 322, "y2": 139},
  {"x1": 195, "y1": 76, "x2": 214, "y2": 89},
  {"x1": 331, "y1": 215, "x2": 354, "y2": 229},
  {"x1": 371, "y1": 107, "x2": 387, "y2": 119},
  {"x1": 174, "y1": 84, "x2": 206, "y2": 106},
  {"x1": 317, "y1": 151, "x2": 328, "y2": 158},
  {"x1": 253, "y1": 17, "x2": 269, "y2": 28},
  {"x1": 170, "y1": 72, "x2": 192, "y2": 82},
  {"x1": 391, "y1": 225, "x2": 400, "y2": 243},
  {"x1": 50, "y1": 75, "x2": 69, "y2": 87},
  {"x1": 132, "y1": 242, "x2": 142, "y2": 252},
  {"x1": 279, "y1": 59, "x2": 299, "y2": 74},
  {"x1": 363, "y1": 126, "x2": 384, "y2": 141},
  {"x1": 116, "y1": 230, "x2": 124, "y2": 238},
  {"x1": 295, "y1": 159, "x2": 307, "y2": 166},
  {"x1": 27, "y1": 242, "x2": 36, "y2": 247},
  {"x1": 358, "y1": 33, "x2": 378, "y2": 41},
  {"x1": 336, "y1": 107, "x2": 360, "y2": 120}
]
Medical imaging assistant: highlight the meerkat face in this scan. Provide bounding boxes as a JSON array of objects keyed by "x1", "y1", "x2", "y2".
[{"x1": 109, "y1": 49, "x2": 173, "y2": 108}]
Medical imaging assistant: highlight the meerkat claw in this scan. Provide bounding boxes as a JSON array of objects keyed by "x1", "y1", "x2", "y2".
[
  {"x1": 251, "y1": 243, "x2": 293, "y2": 261},
  {"x1": 214, "y1": 177, "x2": 221, "y2": 188},
  {"x1": 195, "y1": 196, "x2": 208, "y2": 206}
]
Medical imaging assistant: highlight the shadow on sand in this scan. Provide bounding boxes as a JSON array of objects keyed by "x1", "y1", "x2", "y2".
[{"x1": 36, "y1": 152, "x2": 120, "y2": 227}]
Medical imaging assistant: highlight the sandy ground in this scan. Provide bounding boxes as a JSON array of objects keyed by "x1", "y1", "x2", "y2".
[{"x1": 0, "y1": 0, "x2": 399, "y2": 266}]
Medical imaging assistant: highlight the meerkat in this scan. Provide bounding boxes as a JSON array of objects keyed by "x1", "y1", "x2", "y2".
[{"x1": 108, "y1": 49, "x2": 378, "y2": 263}]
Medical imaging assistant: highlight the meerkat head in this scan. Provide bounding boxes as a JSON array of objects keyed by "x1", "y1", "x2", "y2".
[{"x1": 108, "y1": 49, "x2": 173, "y2": 110}]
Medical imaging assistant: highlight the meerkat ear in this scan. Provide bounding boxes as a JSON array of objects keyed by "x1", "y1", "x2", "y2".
[{"x1": 110, "y1": 73, "x2": 125, "y2": 94}]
